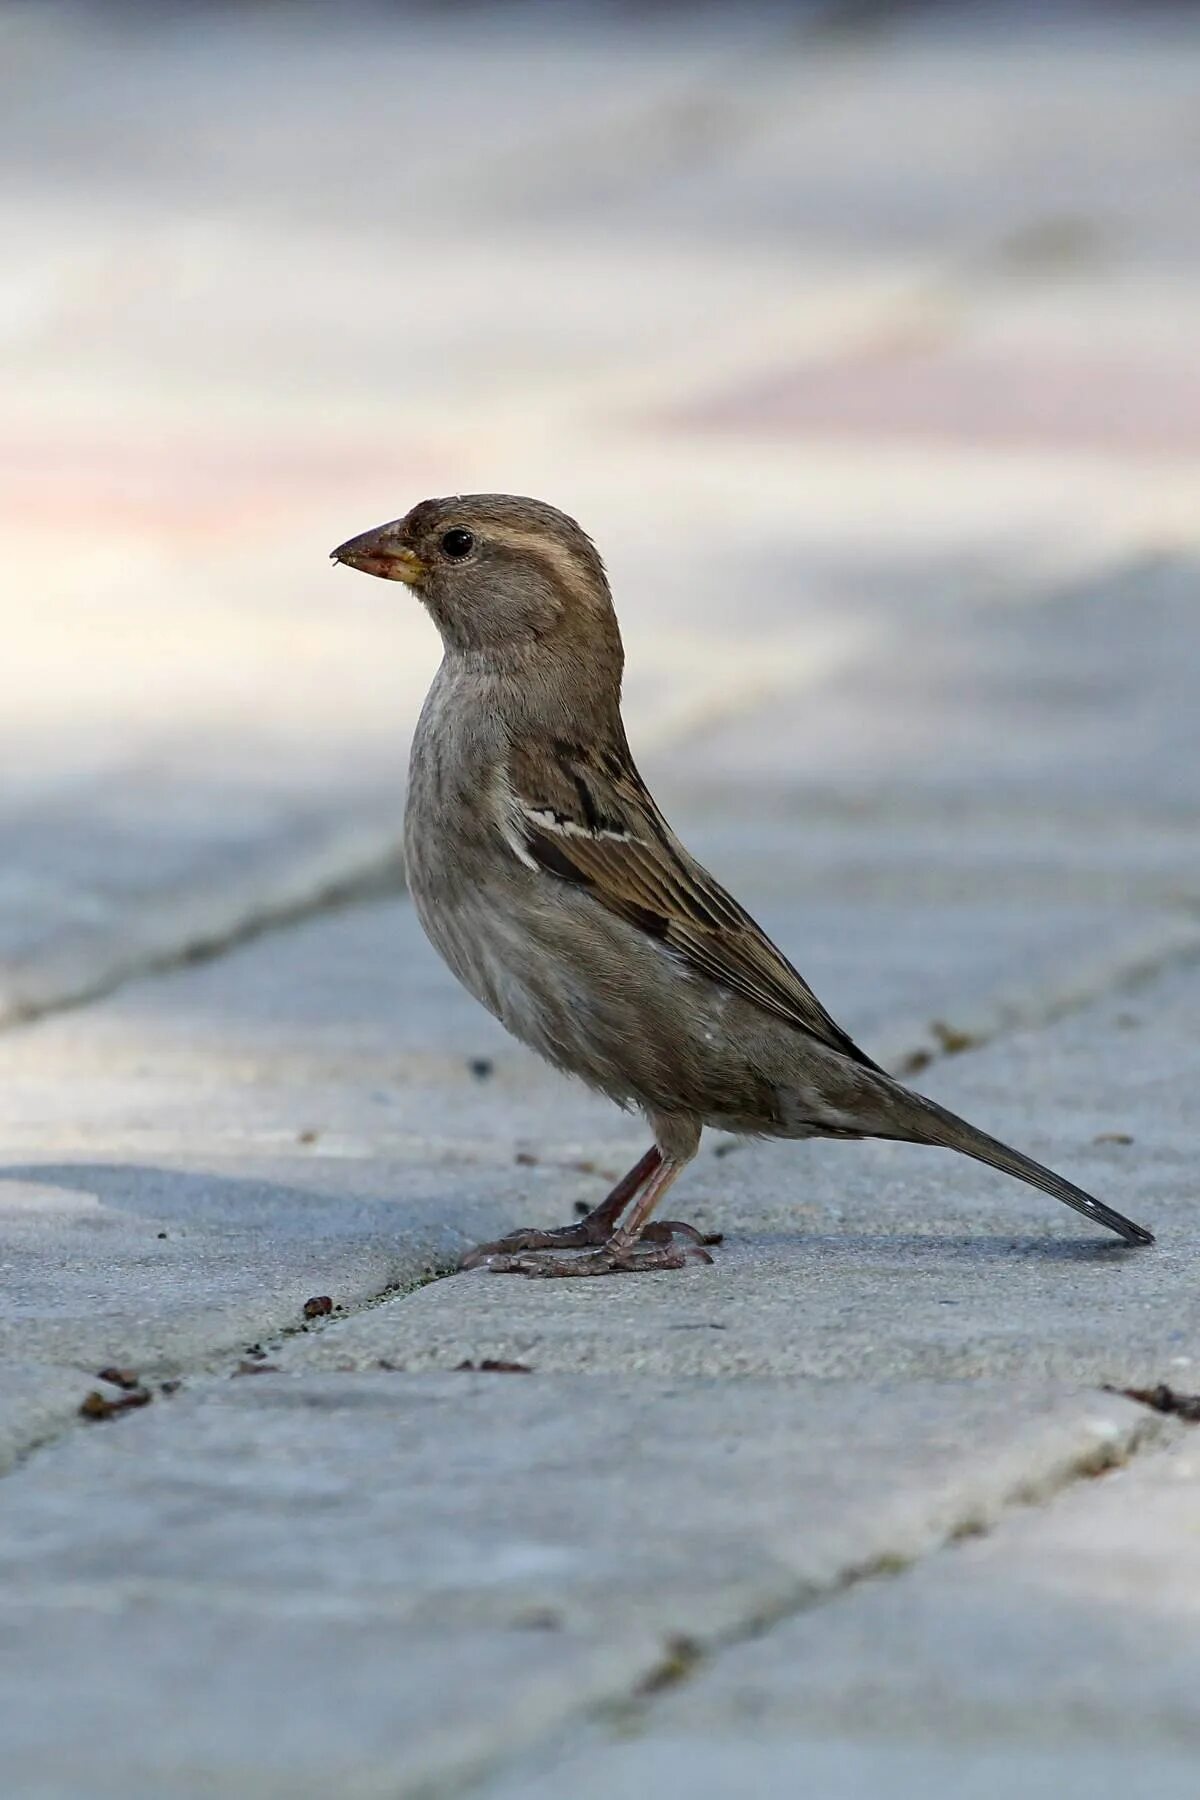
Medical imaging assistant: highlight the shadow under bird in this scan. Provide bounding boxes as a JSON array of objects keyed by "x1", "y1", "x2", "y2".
[{"x1": 331, "y1": 494, "x2": 1154, "y2": 1275}]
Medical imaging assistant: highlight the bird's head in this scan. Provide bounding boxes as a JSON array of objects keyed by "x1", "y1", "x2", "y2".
[{"x1": 331, "y1": 495, "x2": 622, "y2": 681}]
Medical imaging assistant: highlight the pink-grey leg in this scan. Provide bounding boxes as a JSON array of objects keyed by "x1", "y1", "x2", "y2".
[{"x1": 473, "y1": 1129, "x2": 718, "y2": 1278}]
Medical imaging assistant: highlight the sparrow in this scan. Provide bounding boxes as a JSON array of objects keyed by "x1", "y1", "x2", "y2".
[{"x1": 331, "y1": 495, "x2": 1154, "y2": 1276}]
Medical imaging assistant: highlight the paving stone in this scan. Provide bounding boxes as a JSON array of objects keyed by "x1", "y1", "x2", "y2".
[
  {"x1": 5, "y1": 3, "x2": 1200, "y2": 1010},
  {"x1": 658, "y1": 557, "x2": 1200, "y2": 822},
  {"x1": 1, "y1": 10, "x2": 1198, "y2": 1793},
  {"x1": 4, "y1": 872, "x2": 1193, "y2": 1461},
  {"x1": 483, "y1": 1430, "x2": 1200, "y2": 1800},
  {"x1": 0, "y1": 1376, "x2": 1159, "y2": 1800},
  {"x1": 279, "y1": 955, "x2": 1200, "y2": 1390},
  {"x1": 481, "y1": 1735, "x2": 1200, "y2": 1800}
]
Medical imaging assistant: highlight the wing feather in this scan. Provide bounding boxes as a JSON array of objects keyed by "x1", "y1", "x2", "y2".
[{"x1": 506, "y1": 740, "x2": 879, "y2": 1070}]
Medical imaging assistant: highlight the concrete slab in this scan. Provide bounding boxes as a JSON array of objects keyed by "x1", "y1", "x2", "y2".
[
  {"x1": 0, "y1": 1375, "x2": 1160, "y2": 1800},
  {"x1": 1, "y1": 13, "x2": 1198, "y2": 1791},
  {"x1": 280, "y1": 955, "x2": 1200, "y2": 1390},
  {"x1": 5, "y1": 3, "x2": 1200, "y2": 1019},
  {"x1": 659, "y1": 557, "x2": 1200, "y2": 823},
  {"x1": 481, "y1": 1737, "x2": 1200, "y2": 1800},
  {"x1": 485, "y1": 1431, "x2": 1200, "y2": 1799},
  {"x1": 3, "y1": 885, "x2": 1193, "y2": 1468}
]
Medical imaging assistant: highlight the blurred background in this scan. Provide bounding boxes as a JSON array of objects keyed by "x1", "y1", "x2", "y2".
[{"x1": 3, "y1": 0, "x2": 1199, "y2": 1028}]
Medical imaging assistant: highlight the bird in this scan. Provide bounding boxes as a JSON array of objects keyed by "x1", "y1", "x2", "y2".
[{"x1": 331, "y1": 494, "x2": 1154, "y2": 1276}]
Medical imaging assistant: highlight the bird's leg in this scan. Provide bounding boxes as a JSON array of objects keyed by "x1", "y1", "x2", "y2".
[
  {"x1": 482, "y1": 1148, "x2": 714, "y2": 1279},
  {"x1": 461, "y1": 1146, "x2": 702, "y2": 1270}
]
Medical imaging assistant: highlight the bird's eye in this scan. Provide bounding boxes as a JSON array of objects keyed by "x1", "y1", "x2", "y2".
[{"x1": 440, "y1": 528, "x2": 475, "y2": 560}]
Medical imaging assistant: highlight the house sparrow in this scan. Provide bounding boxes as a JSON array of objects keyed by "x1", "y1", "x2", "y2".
[{"x1": 331, "y1": 495, "x2": 1153, "y2": 1276}]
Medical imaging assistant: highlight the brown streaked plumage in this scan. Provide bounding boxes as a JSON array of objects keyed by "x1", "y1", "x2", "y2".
[{"x1": 331, "y1": 495, "x2": 1154, "y2": 1275}]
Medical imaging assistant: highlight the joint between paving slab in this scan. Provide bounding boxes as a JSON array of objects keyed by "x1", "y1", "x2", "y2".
[
  {"x1": 6, "y1": 818, "x2": 1197, "y2": 1108},
  {"x1": 613, "y1": 1403, "x2": 1171, "y2": 1711},
  {"x1": 643, "y1": 552, "x2": 1182, "y2": 770},
  {"x1": 887, "y1": 920, "x2": 1200, "y2": 1079},
  {"x1": 448, "y1": 1398, "x2": 1178, "y2": 1796},
  {"x1": 0, "y1": 818, "x2": 406, "y2": 1036},
  {"x1": 0, "y1": 1256, "x2": 463, "y2": 1489}
]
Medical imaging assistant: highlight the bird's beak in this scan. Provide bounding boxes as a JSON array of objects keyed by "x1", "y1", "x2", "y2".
[{"x1": 330, "y1": 520, "x2": 426, "y2": 586}]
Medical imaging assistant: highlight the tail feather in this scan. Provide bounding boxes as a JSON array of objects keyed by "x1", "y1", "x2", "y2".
[{"x1": 903, "y1": 1091, "x2": 1154, "y2": 1246}]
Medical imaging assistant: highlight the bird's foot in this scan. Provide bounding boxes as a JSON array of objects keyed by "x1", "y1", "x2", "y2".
[
  {"x1": 460, "y1": 1216, "x2": 719, "y2": 1271},
  {"x1": 479, "y1": 1239, "x2": 715, "y2": 1278}
]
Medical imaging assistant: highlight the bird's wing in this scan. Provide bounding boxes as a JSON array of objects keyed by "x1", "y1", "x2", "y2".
[{"x1": 503, "y1": 739, "x2": 880, "y2": 1071}]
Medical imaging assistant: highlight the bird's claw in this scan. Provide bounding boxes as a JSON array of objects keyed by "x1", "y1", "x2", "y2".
[
  {"x1": 644, "y1": 1218, "x2": 723, "y2": 1248},
  {"x1": 475, "y1": 1241, "x2": 714, "y2": 1278},
  {"x1": 464, "y1": 1216, "x2": 719, "y2": 1274},
  {"x1": 459, "y1": 1223, "x2": 595, "y2": 1270},
  {"x1": 461, "y1": 1216, "x2": 718, "y2": 1272}
]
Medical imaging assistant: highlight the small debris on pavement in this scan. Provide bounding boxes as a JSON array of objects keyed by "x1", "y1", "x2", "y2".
[
  {"x1": 303, "y1": 1295, "x2": 334, "y2": 1319},
  {"x1": 455, "y1": 1358, "x2": 533, "y2": 1374},
  {"x1": 79, "y1": 1387, "x2": 152, "y2": 1422},
  {"x1": 637, "y1": 1634, "x2": 703, "y2": 1695},
  {"x1": 160, "y1": 1379, "x2": 181, "y2": 1395},
  {"x1": 96, "y1": 1366, "x2": 141, "y2": 1390},
  {"x1": 1094, "y1": 1132, "x2": 1134, "y2": 1145},
  {"x1": 895, "y1": 1047, "x2": 934, "y2": 1076},
  {"x1": 242, "y1": 1343, "x2": 269, "y2": 1361},
  {"x1": 409, "y1": 1268, "x2": 445, "y2": 1290},
  {"x1": 514, "y1": 1150, "x2": 538, "y2": 1166},
  {"x1": 1108, "y1": 1383, "x2": 1200, "y2": 1422},
  {"x1": 511, "y1": 1606, "x2": 562, "y2": 1630},
  {"x1": 233, "y1": 1360, "x2": 281, "y2": 1376},
  {"x1": 467, "y1": 1057, "x2": 494, "y2": 1080},
  {"x1": 298, "y1": 1129, "x2": 320, "y2": 1145},
  {"x1": 929, "y1": 1019, "x2": 980, "y2": 1055}
]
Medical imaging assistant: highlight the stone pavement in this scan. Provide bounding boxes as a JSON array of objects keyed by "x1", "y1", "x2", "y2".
[
  {"x1": 3, "y1": 2, "x2": 1200, "y2": 1795},
  {"x1": 1, "y1": 892, "x2": 1198, "y2": 1797},
  {"x1": 4, "y1": 1, "x2": 1200, "y2": 1014}
]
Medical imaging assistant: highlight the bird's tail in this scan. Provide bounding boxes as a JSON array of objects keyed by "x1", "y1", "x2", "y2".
[{"x1": 895, "y1": 1089, "x2": 1154, "y2": 1246}]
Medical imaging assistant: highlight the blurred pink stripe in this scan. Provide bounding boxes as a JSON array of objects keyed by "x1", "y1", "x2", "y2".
[{"x1": 668, "y1": 344, "x2": 1200, "y2": 456}]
